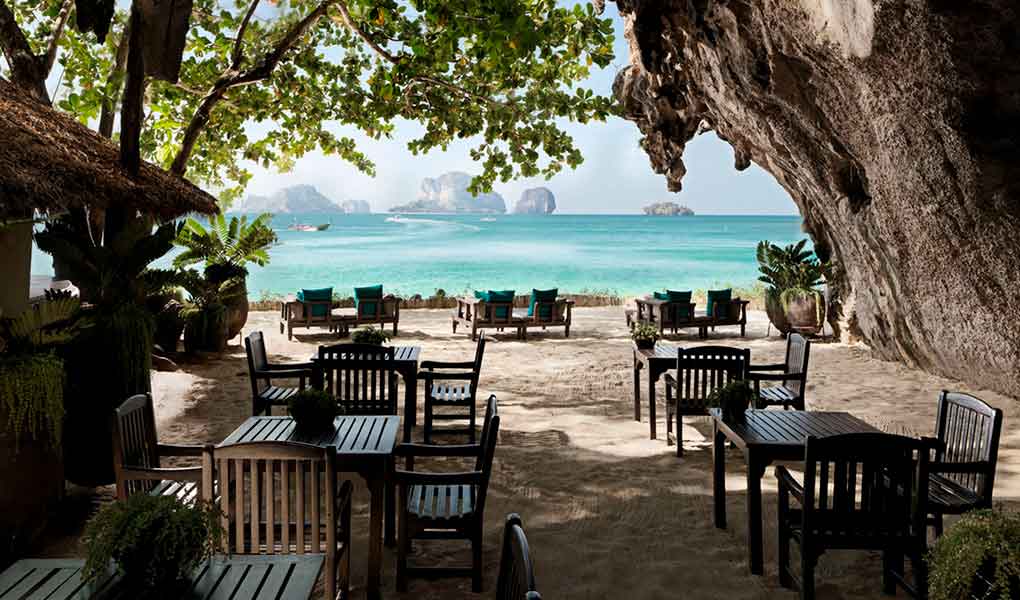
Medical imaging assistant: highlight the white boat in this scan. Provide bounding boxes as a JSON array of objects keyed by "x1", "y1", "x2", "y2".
[{"x1": 480, "y1": 217, "x2": 497, "y2": 222}]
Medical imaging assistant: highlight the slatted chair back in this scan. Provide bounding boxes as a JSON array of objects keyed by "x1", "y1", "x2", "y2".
[
  {"x1": 495, "y1": 513, "x2": 541, "y2": 600},
  {"x1": 469, "y1": 333, "x2": 487, "y2": 393},
  {"x1": 480, "y1": 300, "x2": 516, "y2": 326},
  {"x1": 934, "y1": 391, "x2": 1003, "y2": 503},
  {"x1": 112, "y1": 393, "x2": 161, "y2": 497},
  {"x1": 245, "y1": 331, "x2": 270, "y2": 398},
  {"x1": 318, "y1": 343, "x2": 399, "y2": 414},
  {"x1": 202, "y1": 442, "x2": 336, "y2": 556},
  {"x1": 783, "y1": 333, "x2": 810, "y2": 397},
  {"x1": 674, "y1": 346, "x2": 750, "y2": 410},
  {"x1": 474, "y1": 395, "x2": 501, "y2": 518},
  {"x1": 801, "y1": 433, "x2": 930, "y2": 542}
]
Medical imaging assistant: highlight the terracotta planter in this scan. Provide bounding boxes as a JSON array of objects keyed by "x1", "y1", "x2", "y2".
[
  {"x1": 783, "y1": 290, "x2": 824, "y2": 335},
  {"x1": 224, "y1": 280, "x2": 249, "y2": 341},
  {"x1": 765, "y1": 287, "x2": 791, "y2": 335}
]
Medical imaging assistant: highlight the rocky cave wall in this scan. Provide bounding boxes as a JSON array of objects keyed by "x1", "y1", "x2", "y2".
[{"x1": 612, "y1": 0, "x2": 1020, "y2": 396}]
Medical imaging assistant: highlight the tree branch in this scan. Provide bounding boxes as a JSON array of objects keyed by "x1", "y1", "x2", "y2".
[
  {"x1": 0, "y1": 0, "x2": 49, "y2": 102},
  {"x1": 40, "y1": 0, "x2": 73, "y2": 74},
  {"x1": 231, "y1": 0, "x2": 260, "y2": 69},
  {"x1": 99, "y1": 24, "x2": 130, "y2": 139}
]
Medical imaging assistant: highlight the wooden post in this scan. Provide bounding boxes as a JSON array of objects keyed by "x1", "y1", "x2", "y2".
[{"x1": 0, "y1": 220, "x2": 32, "y2": 317}]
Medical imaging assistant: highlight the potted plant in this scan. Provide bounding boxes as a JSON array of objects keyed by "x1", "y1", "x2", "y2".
[
  {"x1": 174, "y1": 213, "x2": 277, "y2": 340},
  {"x1": 351, "y1": 326, "x2": 391, "y2": 346},
  {"x1": 178, "y1": 263, "x2": 248, "y2": 353},
  {"x1": 928, "y1": 509, "x2": 1020, "y2": 600},
  {"x1": 707, "y1": 380, "x2": 755, "y2": 423},
  {"x1": 756, "y1": 239, "x2": 829, "y2": 336},
  {"x1": 83, "y1": 495, "x2": 221, "y2": 596},
  {"x1": 287, "y1": 389, "x2": 336, "y2": 433},
  {"x1": 631, "y1": 322, "x2": 660, "y2": 349}
]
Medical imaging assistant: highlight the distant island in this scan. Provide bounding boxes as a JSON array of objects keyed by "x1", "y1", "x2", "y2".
[
  {"x1": 643, "y1": 201, "x2": 694, "y2": 216},
  {"x1": 515, "y1": 187, "x2": 556, "y2": 214},
  {"x1": 390, "y1": 172, "x2": 506, "y2": 214},
  {"x1": 231, "y1": 184, "x2": 370, "y2": 214}
]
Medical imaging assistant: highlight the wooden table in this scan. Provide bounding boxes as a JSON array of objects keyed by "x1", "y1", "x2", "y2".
[
  {"x1": 309, "y1": 345, "x2": 421, "y2": 443},
  {"x1": 0, "y1": 556, "x2": 323, "y2": 600},
  {"x1": 631, "y1": 342, "x2": 678, "y2": 439},
  {"x1": 711, "y1": 409, "x2": 881, "y2": 575},
  {"x1": 220, "y1": 415, "x2": 400, "y2": 600}
]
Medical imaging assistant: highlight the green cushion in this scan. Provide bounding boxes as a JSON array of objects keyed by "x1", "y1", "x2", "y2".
[
  {"x1": 528, "y1": 288, "x2": 558, "y2": 318},
  {"x1": 653, "y1": 291, "x2": 669, "y2": 301},
  {"x1": 666, "y1": 290, "x2": 692, "y2": 318},
  {"x1": 474, "y1": 290, "x2": 487, "y2": 300},
  {"x1": 354, "y1": 284, "x2": 383, "y2": 316},
  {"x1": 298, "y1": 287, "x2": 332, "y2": 317},
  {"x1": 486, "y1": 290, "x2": 514, "y2": 319},
  {"x1": 707, "y1": 289, "x2": 732, "y2": 318}
]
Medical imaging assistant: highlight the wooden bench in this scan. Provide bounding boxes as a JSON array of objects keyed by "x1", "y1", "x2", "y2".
[
  {"x1": 280, "y1": 294, "x2": 335, "y2": 340},
  {"x1": 514, "y1": 298, "x2": 573, "y2": 339},
  {"x1": 452, "y1": 296, "x2": 523, "y2": 340},
  {"x1": 705, "y1": 298, "x2": 750, "y2": 337},
  {"x1": 332, "y1": 295, "x2": 402, "y2": 336}
]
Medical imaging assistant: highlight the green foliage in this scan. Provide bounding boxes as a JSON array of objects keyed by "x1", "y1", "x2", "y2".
[
  {"x1": 706, "y1": 380, "x2": 754, "y2": 422},
  {"x1": 287, "y1": 388, "x2": 335, "y2": 431},
  {"x1": 756, "y1": 239, "x2": 828, "y2": 292},
  {"x1": 351, "y1": 325, "x2": 390, "y2": 345},
  {"x1": 0, "y1": 354, "x2": 64, "y2": 448},
  {"x1": 174, "y1": 213, "x2": 277, "y2": 271},
  {"x1": 630, "y1": 322, "x2": 660, "y2": 345},
  {"x1": 83, "y1": 495, "x2": 222, "y2": 594},
  {"x1": 0, "y1": 297, "x2": 86, "y2": 355},
  {"x1": 928, "y1": 509, "x2": 1020, "y2": 600}
]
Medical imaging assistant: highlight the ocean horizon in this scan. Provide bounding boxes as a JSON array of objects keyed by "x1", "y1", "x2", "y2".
[{"x1": 31, "y1": 213, "x2": 808, "y2": 299}]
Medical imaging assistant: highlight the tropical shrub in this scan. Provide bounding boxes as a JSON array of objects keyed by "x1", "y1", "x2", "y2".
[
  {"x1": 178, "y1": 264, "x2": 247, "y2": 353},
  {"x1": 928, "y1": 509, "x2": 1020, "y2": 600},
  {"x1": 756, "y1": 239, "x2": 830, "y2": 334},
  {"x1": 351, "y1": 326, "x2": 390, "y2": 346},
  {"x1": 83, "y1": 495, "x2": 221, "y2": 595}
]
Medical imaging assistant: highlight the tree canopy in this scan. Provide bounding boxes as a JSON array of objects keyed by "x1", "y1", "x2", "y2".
[{"x1": 3, "y1": 0, "x2": 616, "y2": 202}]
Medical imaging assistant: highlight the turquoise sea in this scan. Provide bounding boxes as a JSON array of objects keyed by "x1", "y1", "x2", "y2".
[{"x1": 31, "y1": 214, "x2": 807, "y2": 299}]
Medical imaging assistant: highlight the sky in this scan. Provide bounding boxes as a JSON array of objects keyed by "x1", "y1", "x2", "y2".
[{"x1": 241, "y1": 3, "x2": 797, "y2": 215}]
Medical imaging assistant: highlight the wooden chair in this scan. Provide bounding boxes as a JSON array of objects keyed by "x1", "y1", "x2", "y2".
[
  {"x1": 317, "y1": 343, "x2": 398, "y2": 415},
  {"x1": 776, "y1": 433, "x2": 933, "y2": 600},
  {"x1": 928, "y1": 390, "x2": 1003, "y2": 536},
  {"x1": 245, "y1": 331, "x2": 314, "y2": 416},
  {"x1": 111, "y1": 393, "x2": 203, "y2": 502},
  {"x1": 334, "y1": 295, "x2": 402, "y2": 336},
  {"x1": 423, "y1": 333, "x2": 486, "y2": 443},
  {"x1": 452, "y1": 296, "x2": 522, "y2": 340},
  {"x1": 516, "y1": 298, "x2": 574, "y2": 339},
  {"x1": 394, "y1": 395, "x2": 500, "y2": 592},
  {"x1": 202, "y1": 441, "x2": 353, "y2": 600},
  {"x1": 707, "y1": 298, "x2": 750, "y2": 337},
  {"x1": 664, "y1": 346, "x2": 750, "y2": 456},
  {"x1": 495, "y1": 513, "x2": 542, "y2": 600},
  {"x1": 279, "y1": 294, "x2": 335, "y2": 340},
  {"x1": 748, "y1": 333, "x2": 810, "y2": 410}
]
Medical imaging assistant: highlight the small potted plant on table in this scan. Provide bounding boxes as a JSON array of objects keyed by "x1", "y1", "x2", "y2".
[
  {"x1": 928, "y1": 509, "x2": 1020, "y2": 600},
  {"x1": 288, "y1": 388, "x2": 336, "y2": 433},
  {"x1": 631, "y1": 323, "x2": 660, "y2": 350},
  {"x1": 707, "y1": 380, "x2": 756, "y2": 423},
  {"x1": 351, "y1": 326, "x2": 390, "y2": 345}
]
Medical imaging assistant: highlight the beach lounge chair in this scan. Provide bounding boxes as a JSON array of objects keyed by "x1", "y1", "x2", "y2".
[
  {"x1": 202, "y1": 442, "x2": 354, "y2": 600},
  {"x1": 111, "y1": 393, "x2": 204, "y2": 502},
  {"x1": 927, "y1": 391, "x2": 1003, "y2": 536},
  {"x1": 452, "y1": 290, "x2": 521, "y2": 340},
  {"x1": 748, "y1": 333, "x2": 810, "y2": 410},
  {"x1": 664, "y1": 346, "x2": 750, "y2": 456},
  {"x1": 317, "y1": 343, "x2": 399, "y2": 415},
  {"x1": 515, "y1": 288, "x2": 573, "y2": 339},
  {"x1": 776, "y1": 433, "x2": 933, "y2": 599},
  {"x1": 279, "y1": 287, "x2": 335, "y2": 340},
  {"x1": 333, "y1": 284, "x2": 402, "y2": 335},
  {"x1": 422, "y1": 333, "x2": 486, "y2": 443},
  {"x1": 496, "y1": 513, "x2": 542, "y2": 600},
  {"x1": 245, "y1": 331, "x2": 314, "y2": 416},
  {"x1": 394, "y1": 395, "x2": 499, "y2": 593},
  {"x1": 631, "y1": 290, "x2": 702, "y2": 337},
  {"x1": 704, "y1": 288, "x2": 749, "y2": 337}
]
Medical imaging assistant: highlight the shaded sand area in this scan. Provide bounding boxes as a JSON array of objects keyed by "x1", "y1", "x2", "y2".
[{"x1": 53, "y1": 307, "x2": 1020, "y2": 599}]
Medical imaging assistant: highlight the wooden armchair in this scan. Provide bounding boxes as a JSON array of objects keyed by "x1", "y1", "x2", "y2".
[
  {"x1": 748, "y1": 333, "x2": 810, "y2": 410},
  {"x1": 776, "y1": 433, "x2": 933, "y2": 600},
  {"x1": 280, "y1": 294, "x2": 335, "y2": 340},
  {"x1": 245, "y1": 331, "x2": 314, "y2": 416},
  {"x1": 664, "y1": 346, "x2": 750, "y2": 456},
  {"x1": 452, "y1": 296, "x2": 521, "y2": 340},
  {"x1": 516, "y1": 298, "x2": 573, "y2": 339},
  {"x1": 111, "y1": 393, "x2": 204, "y2": 502},
  {"x1": 423, "y1": 333, "x2": 486, "y2": 443},
  {"x1": 496, "y1": 513, "x2": 542, "y2": 600},
  {"x1": 317, "y1": 343, "x2": 398, "y2": 415},
  {"x1": 202, "y1": 442, "x2": 353, "y2": 600},
  {"x1": 928, "y1": 390, "x2": 1003, "y2": 536},
  {"x1": 394, "y1": 395, "x2": 500, "y2": 593},
  {"x1": 707, "y1": 298, "x2": 750, "y2": 337},
  {"x1": 334, "y1": 294, "x2": 402, "y2": 336}
]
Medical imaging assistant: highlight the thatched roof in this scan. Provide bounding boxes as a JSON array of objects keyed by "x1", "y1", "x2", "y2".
[{"x1": 0, "y1": 78, "x2": 218, "y2": 219}]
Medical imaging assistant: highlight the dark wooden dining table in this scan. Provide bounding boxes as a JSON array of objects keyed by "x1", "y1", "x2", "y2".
[
  {"x1": 711, "y1": 409, "x2": 882, "y2": 575},
  {"x1": 0, "y1": 556, "x2": 323, "y2": 600},
  {"x1": 631, "y1": 342, "x2": 678, "y2": 439},
  {"x1": 220, "y1": 415, "x2": 400, "y2": 600},
  {"x1": 309, "y1": 345, "x2": 421, "y2": 443}
]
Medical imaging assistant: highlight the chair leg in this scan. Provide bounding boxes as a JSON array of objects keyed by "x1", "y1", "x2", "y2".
[
  {"x1": 665, "y1": 385, "x2": 674, "y2": 445},
  {"x1": 800, "y1": 550, "x2": 816, "y2": 600},
  {"x1": 882, "y1": 549, "x2": 902, "y2": 595},
  {"x1": 676, "y1": 413, "x2": 684, "y2": 457},
  {"x1": 469, "y1": 401, "x2": 477, "y2": 444},
  {"x1": 424, "y1": 400, "x2": 433, "y2": 444},
  {"x1": 778, "y1": 518, "x2": 792, "y2": 588},
  {"x1": 471, "y1": 531, "x2": 483, "y2": 593},
  {"x1": 397, "y1": 505, "x2": 409, "y2": 592}
]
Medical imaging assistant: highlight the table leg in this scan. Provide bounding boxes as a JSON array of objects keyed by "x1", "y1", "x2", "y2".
[
  {"x1": 384, "y1": 458, "x2": 395, "y2": 547},
  {"x1": 632, "y1": 353, "x2": 641, "y2": 422},
  {"x1": 403, "y1": 366, "x2": 418, "y2": 443},
  {"x1": 746, "y1": 454, "x2": 766, "y2": 575},
  {"x1": 366, "y1": 474, "x2": 384, "y2": 600},
  {"x1": 647, "y1": 368, "x2": 657, "y2": 440},
  {"x1": 713, "y1": 422, "x2": 727, "y2": 529}
]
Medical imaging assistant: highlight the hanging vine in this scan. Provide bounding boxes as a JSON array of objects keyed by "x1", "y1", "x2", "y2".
[{"x1": 0, "y1": 354, "x2": 65, "y2": 449}]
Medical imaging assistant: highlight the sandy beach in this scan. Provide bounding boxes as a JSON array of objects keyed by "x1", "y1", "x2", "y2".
[{"x1": 57, "y1": 306, "x2": 1018, "y2": 599}]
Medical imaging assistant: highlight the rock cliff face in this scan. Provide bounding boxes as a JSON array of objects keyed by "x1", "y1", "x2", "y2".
[
  {"x1": 340, "y1": 199, "x2": 371, "y2": 214},
  {"x1": 612, "y1": 0, "x2": 1020, "y2": 395},
  {"x1": 643, "y1": 201, "x2": 694, "y2": 216},
  {"x1": 235, "y1": 185, "x2": 348, "y2": 213},
  {"x1": 391, "y1": 172, "x2": 506, "y2": 213},
  {"x1": 515, "y1": 187, "x2": 557, "y2": 214}
]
